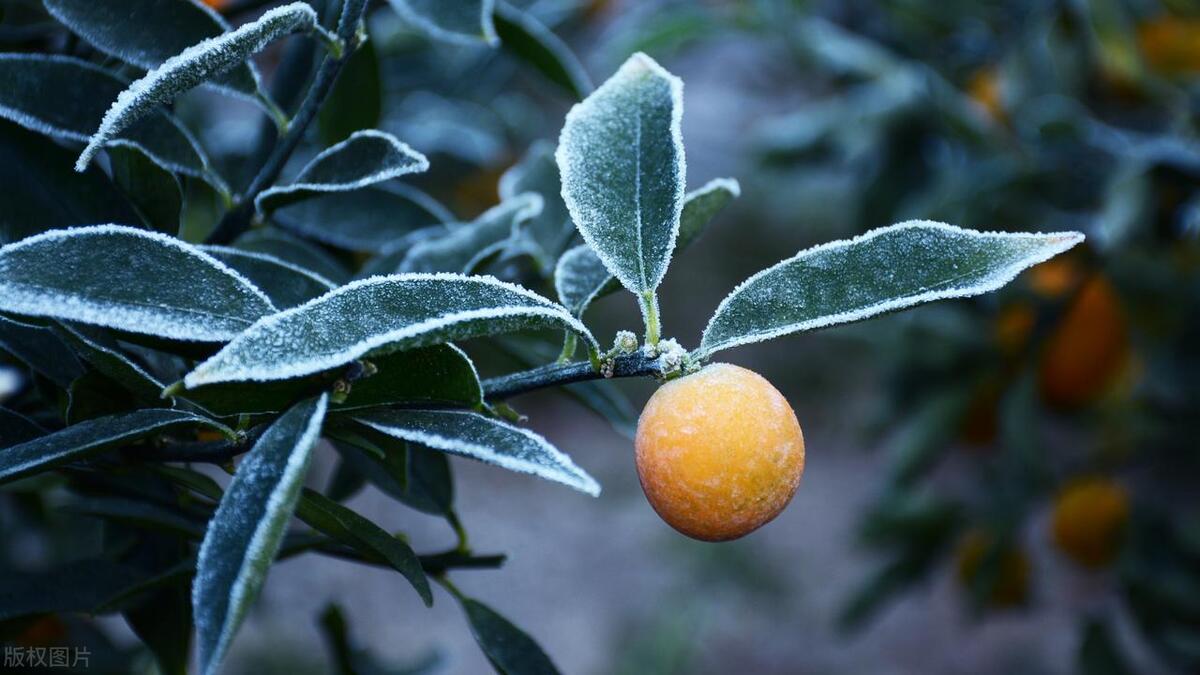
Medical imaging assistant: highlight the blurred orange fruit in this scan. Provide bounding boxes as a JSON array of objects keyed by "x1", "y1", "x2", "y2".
[
  {"x1": 200, "y1": 0, "x2": 229, "y2": 10},
  {"x1": 1138, "y1": 15, "x2": 1200, "y2": 76},
  {"x1": 967, "y1": 67, "x2": 1005, "y2": 123},
  {"x1": 13, "y1": 615, "x2": 67, "y2": 647},
  {"x1": 635, "y1": 363, "x2": 805, "y2": 542},
  {"x1": 954, "y1": 529, "x2": 1031, "y2": 608},
  {"x1": 1028, "y1": 257, "x2": 1083, "y2": 300},
  {"x1": 1050, "y1": 476, "x2": 1129, "y2": 569},
  {"x1": 994, "y1": 303, "x2": 1036, "y2": 355},
  {"x1": 1038, "y1": 275, "x2": 1131, "y2": 409}
]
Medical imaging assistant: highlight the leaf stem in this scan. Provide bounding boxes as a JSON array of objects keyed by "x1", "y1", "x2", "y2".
[
  {"x1": 640, "y1": 290, "x2": 661, "y2": 347},
  {"x1": 482, "y1": 352, "x2": 662, "y2": 401},
  {"x1": 205, "y1": 0, "x2": 369, "y2": 245}
]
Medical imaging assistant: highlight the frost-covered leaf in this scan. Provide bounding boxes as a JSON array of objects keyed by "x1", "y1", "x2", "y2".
[
  {"x1": 43, "y1": 0, "x2": 268, "y2": 105},
  {"x1": 399, "y1": 194, "x2": 542, "y2": 274},
  {"x1": 353, "y1": 409, "x2": 599, "y2": 496},
  {"x1": 273, "y1": 184, "x2": 453, "y2": 253},
  {"x1": 459, "y1": 596, "x2": 561, "y2": 675},
  {"x1": 0, "y1": 407, "x2": 45, "y2": 449},
  {"x1": 556, "y1": 52, "x2": 685, "y2": 295},
  {"x1": 339, "y1": 344, "x2": 483, "y2": 410},
  {"x1": 331, "y1": 437, "x2": 454, "y2": 517},
  {"x1": 108, "y1": 147, "x2": 185, "y2": 235},
  {"x1": 255, "y1": 130, "x2": 430, "y2": 214},
  {"x1": 0, "y1": 409, "x2": 232, "y2": 485},
  {"x1": 0, "y1": 122, "x2": 138, "y2": 245},
  {"x1": 184, "y1": 273, "x2": 595, "y2": 387},
  {"x1": 202, "y1": 246, "x2": 336, "y2": 309},
  {"x1": 494, "y1": 1, "x2": 592, "y2": 100},
  {"x1": 0, "y1": 313, "x2": 85, "y2": 387},
  {"x1": 234, "y1": 228, "x2": 351, "y2": 285},
  {"x1": 0, "y1": 226, "x2": 276, "y2": 342},
  {"x1": 77, "y1": 3, "x2": 323, "y2": 171},
  {"x1": 555, "y1": 178, "x2": 739, "y2": 316},
  {"x1": 56, "y1": 323, "x2": 167, "y2": 403},
  {"x1": 698, "y1": 222, "x2": 1086, "y2": 358},
  {"x1": 294, "y1": 488, "x2": 431, "y2": 605},
  {"x1": 193, "y1": 394, "x2": 327, "y2": 675},
  {"x1": 386, "y1": 0, "x2": 498, "y2": 46},
  {"x1": 499, "y1": 141, "x2": 573, "y2": 269},
  {"x1": 0, "y1": 54, "x2": 214, "y2": 180}
]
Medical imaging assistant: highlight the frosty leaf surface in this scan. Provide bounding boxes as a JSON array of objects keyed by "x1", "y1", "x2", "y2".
[
  {"x1": 76, "y1": 3, "x2": 321, "y2": 171},
  {"x1": 193, "y1": 394, "x2": 327, "y2": 675},
  {"x1": 385, "y1": 0, "x2": 498, "y2": 46},
  {"x1": 555, "y1": 178, "x2": 739, "y2": 316},
  {"x1": 399, "y1": 194, "x2": 542, "y2": 274},
  {"x1": 0, "y1": 54, "x2": 212, "y2": 179},
  {"x1": 56, "y1": 323, "x2": 167, "y2": 402},
  {"x1": 202, "y1": 246, "x2": 336, "y2": 309},
  {"x1": 0, "y1": 313, "x2": 85, "y2": 387},
  {"x1": 499, "y1": 141, "x2": 573, "y2": 268},
  {"x1": 42, "y1": 0, "x2": 268, "y2": 103},
  {"x1": 0, "y1": 409, "x2": 232, "y2": 485},
  {"x1": 353, "y1": 409, "x2": 600, "y2": 496},
  {"x1": 698, "y1": 221, "x2": 1086, "y2": 358},
  {"x1": 273, "y1": 184, "x2": 453, "y2": 252},
  {"x1": 255, "y1": 130, "x2": 430, "y2": 214},
  {"x1": 494, "y1": 1, "x2": 592, "y2": 100},
  {"x1": 234, "y1": 228, "x2": 351, "y2": 285},
  {"x1": 556, "y1": 52, "x2": 685, "y2": 295},
  {"x1": 0, "y1": 225, "x2": 276, "y2": 342},
  {"x1": 183, "y1": 273, "x2": 596, "y2": 387}
]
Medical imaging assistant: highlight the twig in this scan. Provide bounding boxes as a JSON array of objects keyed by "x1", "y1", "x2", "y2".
[{"x1": 481, "y1": 352, "x2": 662, "y2": 400}]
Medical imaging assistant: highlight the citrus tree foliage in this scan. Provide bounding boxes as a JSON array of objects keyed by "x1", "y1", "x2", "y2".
[{"x1": 0, "y1": 1, "x2": 1083, "y2": 673}]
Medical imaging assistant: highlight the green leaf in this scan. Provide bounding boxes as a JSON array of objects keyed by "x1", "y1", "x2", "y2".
[
  {"x1": 697, "y1": 222, "x2": 1086, "y2": 359},
  {"x1": 353, "y1": 409, "x2": 600, "y2": 496},
  {"x1": 0, "y1": 408, "x2": 232, "y2": 485},
  {"x1": 0, "y1": 54, "x2": 216, "y2": 182},
  {"x1": 193, "y1": 394, "x2": 328, "y2": 675},
  {"x1": 42, "y1": 0, "x2": 269, "y2": 105},
  {"x1": 255, "y1": 130, "x2": 430, "y2": 214},
  {"x1": 55, "y1": 322, "x2": 169, "y2": 403},
  {"x1": 1080, "y1": 619, "x2": 1134, "y2": 675},
  {"x1": 294, "y1": 488, "x2": 432, "y2": 605},
  {"x1": 66, "y1": 370, "x2": 138, "y2": 423},
  {"x1": 0, "y1": 121, "x2": 139, "y2": 245},
  {"x1": 499, "y1": 141, "x2": 573, "y2": 269},
  {"x1": 399, "y1": 194, "x2": 542, "y2": 274},
  {"x1": 108, "y1": 146, "x2": 185, "y2": 235},
  {"x1": 340, "y1": 343, "x2": 483, "y2": 410},
  {"x1": 494, "y1": 2, "x2": 592, "y2": 100},
  {"x1": 332, "y1": 439, "x2": 454, "y2": 517},
  {"x1": 386, "y1": 0, "x2": 498, "y2": 46},
  {"x1": 183, "y1": 273, "x2": 597, "y2": 387},
  {"x1": 0, "y1": 313, "x2": 85, "y2": 387},
  {"x1": 460, "y1": 596, "x2": 561, "y2": 675},
  {"x1": 318, "y1": 36, "x2": 382, "y2": 148},
  {"x1": 0, "y1": 225, "x2": 276, "y2": 342},
  {"x1": 202, "y1": 245, "x2": 337, "y2": 309},
  {"x1": 273, "y1": 184, "x2": 454, "y2": 252},
  {"x1": 555, "y1": 178, "x2": 739, "y2": 317},
  {"x1": 0, "y1": 406, "x2": 45, "y2": 449},
  {"x1": 76, "y1": 2, "x2": 324, "y2": 171},
  {"x1": 234, "y1": 227, "x2": 351, "y2": 284},
  {"x1": 556, "y1": 52, "x2": 685, "y2": 295}
]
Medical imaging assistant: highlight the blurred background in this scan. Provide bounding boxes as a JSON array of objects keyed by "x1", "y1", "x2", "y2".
[{"x1": 3, "y1": 0, "x2": 1199, "y2": 672}]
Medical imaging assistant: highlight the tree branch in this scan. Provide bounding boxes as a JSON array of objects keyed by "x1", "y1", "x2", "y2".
[{"x1": 482, "y1": 352, "x2": 662, "y2": 401}]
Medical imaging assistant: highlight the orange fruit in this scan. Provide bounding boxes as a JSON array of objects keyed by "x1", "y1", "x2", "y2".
[
  {"x1": 967, "y1": 66, "x2": 1005, "y2": 123},
  {"x1": 954, "y1": 529, "x2": 1031, "y2": 608},
  {"x1": 1138, "y1": 15, "x2": 1200, "y2": 76},
  {"x1": 1028, "y1": 257, "x2": 1083, "y2": 300},
  {"x1": 200, "y1": 0, "x2": 229, "y2": 10},
  {"x1": 635, "y1": 363, "x2": 805, "y2": 541},
  {"x1": 1050, "y1": 476, "x2": 1129, "y2": 569},
  {"x1": 1038, "y1": 275, "x2": 1130, "y2": 409}
]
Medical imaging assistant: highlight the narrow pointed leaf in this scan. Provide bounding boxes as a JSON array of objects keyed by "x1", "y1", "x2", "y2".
[
  {"x1": 556, "y1": 52, "x2": 685, "y2": 295},
  {"x1": 42, "y1": 0, "x2": 268, "y2": 103},
  {"x1": 0, "y1": 54, "x2": 213, "y2": 179},
  {"x1": 273, "y1": 184, "x2": 453, "y2": 252},
  {"x1": 698, "y1": 222, "x2": 1086, "y2": 358},
  {"x1": 184, "y1": 273, "x2": 596, "y2": 387},
  {"x1": 386, "y1": 0, "x2": 498, "y2": 46},
  {"x1": 0, "y1": 226, "x2": 276, "y2": 342},
  {"x1": 499, "y1": 141, "x2": 573, "y2": 267},
  {"x1": 495, "y1": 2, "x2": 592, "y2": 100},
  {"x1": 0, "y1": 313, "x2": 85, "y2": 387},
  {"x1": 353, "y1": 409, "x2": 600, "y2": 496},
  {"x1": 460, "y1": 597, "x2": 561, "y2": 675},
  {"x1": 56, "y1": 323, "x2": 167, "y2": 402},
  {"x1": 294, "y1": 488, "x2": 431, "y2": 605},
  {"x1": 555, "y1": 178, "x2": 739, "y2": 316},
  {"x1": 255, "y1": 130, "x2": 430, "y2": 214},
  {"x1": 77, "y1": 3, "x2": 322, "y2": 171},
  {"x1": 202, "y1": 246, "x2": 337, "y2": 309},
  {"x1": 0, "y1": 409, "x2": 232, "y2": 485},
  {"x1": 193, "y1": 394, "x2": 328, "y2": 675},
  {"x1": 399, "y1": 194, "x2": 542, "y2": 274}
]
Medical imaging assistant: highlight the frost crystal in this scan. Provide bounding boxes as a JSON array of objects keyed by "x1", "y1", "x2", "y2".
[
  {"x1": 613, "y1": 330, "x2": 638, "y2": 354},
  {"x1": 654, "y1": 338, "x2": 688, "y2": 376}
]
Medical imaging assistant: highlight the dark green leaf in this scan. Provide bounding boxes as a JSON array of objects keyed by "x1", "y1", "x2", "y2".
[
  {"x1": 0, "y1": 313, "x2": 85, "y2": 387},
  {"x1": 234, "y1": 227, "x2": 352, "y2": 284},
  {"x1": 0, "y1": 559, "x2": 150, "y2": 620},
  {"x1": 499, "y1": 141, "x2": 573, "y2": 270},
  {"x1": 203, "y1": 245, "x2": 337, "y2": 309},
  {"x1": 385, "y1": 0, "x2": 498, "y2": 46},
  {"x1": 66, "y1": 370, "x2": 137, "y2": 423},
  {"x1": 194, "y1": 394, "x2": 328, "y2": 675},
  {"x1": 0, "y1": 406, "x2": 45, "y2": 449},
  {"x1": 318, "y1": 36, "x2": 382, "y2": 148},
  {"x1": 398, "y1": 194, "x2": 541, "y2": 274},
  {"x1": 495, "y1": 2, "x2": 592, "y2": 100},
  {"x1": 461, "y1": 597, "x2": 561, "y2": 675},
  {"x1": 274, "y1": 184, "x2": 453, "y2": 252},
  {"x1": 332, "y1": 438, "x2": 454, "y2": 517},
  {"x1": 340, "y1": 344, "x2": 483, "y2": 410},
  {"x1": 108, "y1": 146, "x2": 185, "y2": 235},
  {"x1": 1079, "y1": 619, "x2": 1133, "y2": 675},
  {"x1": 55, "y1": 322, "x2": 168, "y2": 403}
]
